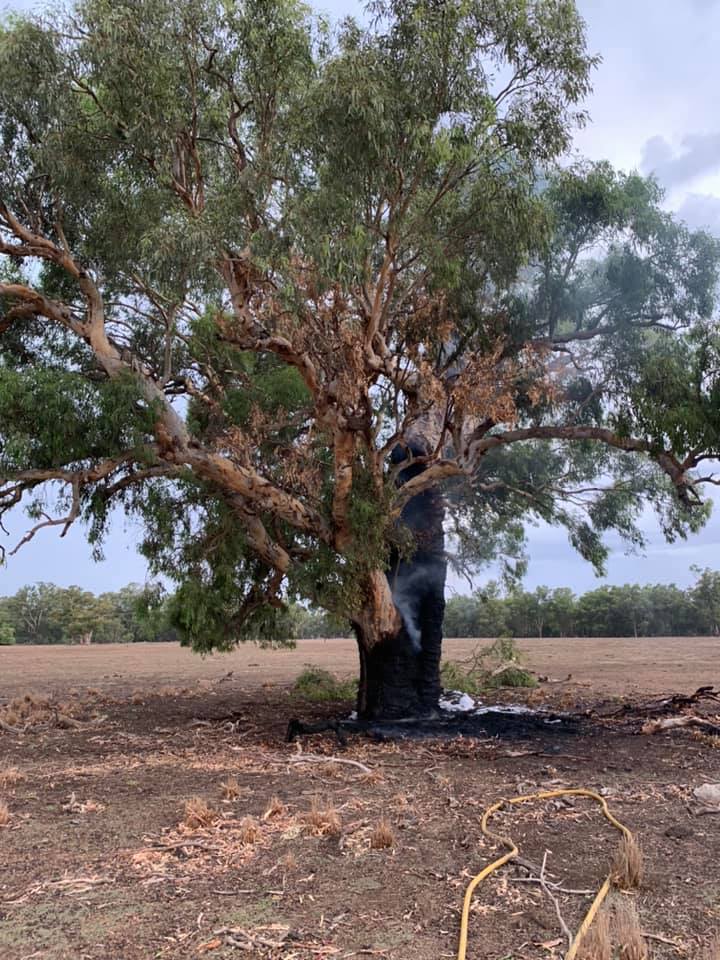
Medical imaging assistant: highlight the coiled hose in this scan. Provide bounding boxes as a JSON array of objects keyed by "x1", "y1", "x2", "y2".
[{"x1": 457, "y1": 788, "x2": 634, "y2": 960}]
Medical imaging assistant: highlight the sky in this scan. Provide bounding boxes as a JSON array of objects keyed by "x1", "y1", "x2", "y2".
[{"x1": 1, "y1": 0, "x2": 720, "y2": 597}]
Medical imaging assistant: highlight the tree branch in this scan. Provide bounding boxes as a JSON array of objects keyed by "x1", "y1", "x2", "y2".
[{"x1": 466, "y1": 425, "x2": 695, "y2": 503}]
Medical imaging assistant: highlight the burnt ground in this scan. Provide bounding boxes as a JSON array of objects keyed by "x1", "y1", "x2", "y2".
[{"x1": 1, "y1": 641, "x2": 720, "y2": 959}]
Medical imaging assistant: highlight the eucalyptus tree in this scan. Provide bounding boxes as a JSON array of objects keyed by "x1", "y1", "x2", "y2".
[{"x1": 1, "y1": 0, "x2": 719, "y2": 718}]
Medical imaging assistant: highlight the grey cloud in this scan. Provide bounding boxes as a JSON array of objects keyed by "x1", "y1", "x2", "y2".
[
  {"x1": 641, "y1": 132, "x2": 720, "y2": 188},
  {"x1": 675, "y1": 193, "x2": 720, "y2": 235}
]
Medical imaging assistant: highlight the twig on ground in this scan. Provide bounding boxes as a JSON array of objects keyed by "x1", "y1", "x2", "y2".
[
  {"x1": 538, "y1": 850, "x2": 573, "y2": 951},
  {"x1": 641, "y1": 931, "x2": 683, "y2": 947},
  {"x1": 147, "y1": 840, "x2": 221, "y2": 853},
  {"x1": 288, "y1": 754, "x2": 372, "y2": 775},
  {"x1": 511, "y1": 876, "x2": 595, "y2": 895},
  {"x1": 0, "y1": 718, "x2": 25, "y2": 734}
]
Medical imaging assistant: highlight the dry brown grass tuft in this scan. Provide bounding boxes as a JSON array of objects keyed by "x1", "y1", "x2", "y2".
[
  {"x1": 238, "y1": 816, "x2": 261, "y2": 844},
  {"x1": 0, "y1": 767, "x2": 25, "y2": 788},
  {"x1": 359, "y1": 768, "x2": 385, "y2": 785},
  {"x1": 614, "y1": 900, "x2": 648, "y2": 960},
  {"x1": 316, "y1": 761, "x2": 344, "y2": 779},
  {"x1": 0, "y1": 800, "x2": 11, "y2": 826},
  {"x1": 369, "y1": 817, "x2": 395, "y2": 850},
  {"x1": 1, "y1": 692, "x2": 76, "y2": 731},
  {"x1": 262, "y1": 795, "x2": 286, "y2": 820},
  {"x1": 2, "y1": 708, "x2": 22, "y2": 727},
  {"x1": 183, "y1": 796, "x2": 218, "y2": 829},
  {"x1": 302, "y1": 798, "x2": 342, "y2": 837},
  {"x1": 578, "y1": 907, "x2": 611, "y2": 960},
  {"x1": 613, "y1": 834, "x2": 643, "y2": 890},
  {"x1": 220, "y1": 776, "x2": 241, "y2": 800}
]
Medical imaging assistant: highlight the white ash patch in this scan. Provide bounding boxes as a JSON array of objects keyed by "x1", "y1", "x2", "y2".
[
  {"x1": 439, "y1": 690, "x2": 551, "y2": 718},
  {"x1": 439, "y1": 691, "x2": 477, "y2": 712}
]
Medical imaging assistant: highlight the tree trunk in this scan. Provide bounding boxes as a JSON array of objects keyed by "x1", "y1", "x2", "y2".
[
  {"x1": 354, "y1": 563, "x2": 446, "y2": 719},
  {"x1": 353, "y1": 448, "x2": 446, "y2": 721}
]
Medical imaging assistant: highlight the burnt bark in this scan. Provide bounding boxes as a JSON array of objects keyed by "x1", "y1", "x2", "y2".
[{"x1": 354, "y1": 445, "x2": 446, "y2": 721}]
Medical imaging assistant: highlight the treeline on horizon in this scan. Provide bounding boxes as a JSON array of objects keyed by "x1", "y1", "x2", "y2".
[
  {"x1": 443, "y1": 567, "x2": 720, "y2": 639},
  {"x1": 1, "y1": 568, "x2": 719, "y2": 645},
  {"x1": 0, "y1": 583, "x2": 176, "y2": 646}
]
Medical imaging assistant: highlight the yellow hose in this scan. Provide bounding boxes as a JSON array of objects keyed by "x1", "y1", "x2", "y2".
[{"x1": 457, "y1": 788, "x2": 634, "y2": 960}]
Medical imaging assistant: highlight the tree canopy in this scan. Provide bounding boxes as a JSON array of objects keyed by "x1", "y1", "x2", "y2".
[{"x1": 1, "y1": 0, "x2": 719, "y2": 653}]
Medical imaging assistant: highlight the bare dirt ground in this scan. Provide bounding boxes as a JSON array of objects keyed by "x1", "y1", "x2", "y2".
[
  {"x1": 1, "y1": 638, "x2": 719, "y2": 960},
  {"x1": 2, "y1": 635, "x2": 719, "y2": 698}
]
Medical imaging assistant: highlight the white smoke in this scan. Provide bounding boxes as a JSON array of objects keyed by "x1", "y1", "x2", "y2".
[{"x1": 391, "y1": 566, "x2": 435, "y2": 651}]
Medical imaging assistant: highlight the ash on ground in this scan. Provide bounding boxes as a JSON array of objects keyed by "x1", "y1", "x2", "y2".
[{"x1": 346, "y1": 690, "x2": 583, "y2": 742}]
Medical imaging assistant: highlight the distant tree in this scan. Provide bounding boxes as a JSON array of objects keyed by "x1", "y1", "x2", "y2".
[
  {"x1": 1, "y1": 1, "x2": 719, "y2": 717},
  {"x1": 124, "y1": 582, "x2": 178, "y2": 642},
  {"x1": 444, "y1": 595, "x2": 482, "y2": 638},
  {"x1": 49, "y1": 585, "x2": 97, "y2": 643},
  {"x1": 544, "y1": 587, "x2": 576, "y2": 637},
  {"x1": 0, "y1": 606, "x2": 15, "y2": 644},
  {"x1": 691, "y1": 567, "x2": 720, "y2": 635},
  {"x1": 2, "y1": 583, "x2": 65, "y2": 643},
  {"x1": 294, "y1": 606, "x2": 352, "y2": 639}
]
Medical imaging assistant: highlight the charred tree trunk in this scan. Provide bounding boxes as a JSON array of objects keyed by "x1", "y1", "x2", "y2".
[{"x1": 353, "y1": 446, "x2": 446, "y2": 721}]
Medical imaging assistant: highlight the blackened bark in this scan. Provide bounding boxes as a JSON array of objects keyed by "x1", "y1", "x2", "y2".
[{"x1": 354, "y1": 445, "x2": 446, "y2": 720}]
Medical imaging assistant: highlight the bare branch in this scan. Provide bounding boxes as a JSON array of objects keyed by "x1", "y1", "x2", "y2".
[{"x1": 10, "y1": 476, "x2": 82, "y2": 555}]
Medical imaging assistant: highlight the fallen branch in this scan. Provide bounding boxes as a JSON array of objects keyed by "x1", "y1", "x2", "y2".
[
  {"x1": 48, "y1": 875, "x2": 114, "y2": 888},
  {"x1": 641, "y1": 715, "x2": 720, "y2": 735},
  {"x1": 288, "y1": 754, "x2": 372, "y2": 775},
  {"x1": 607, "y1": 686, "x2": 720, "y2": 720},
  {"x1": 4, "y1": 874, "x2": 114, "y2": 904}
]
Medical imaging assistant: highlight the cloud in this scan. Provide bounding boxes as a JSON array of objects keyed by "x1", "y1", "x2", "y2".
[
  {"x1": 675, "y1": 193, "x2": 720, "y2": 235},
  {"x1": 641, "y1": 132, "x2": 720, "y2": 189}
]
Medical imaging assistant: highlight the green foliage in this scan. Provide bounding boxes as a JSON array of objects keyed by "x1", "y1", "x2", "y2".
[
  {"x1": 0, "y1": 581, "x2": 175, "y2": 644},
  {"x1": 0, "y1": 0, "x2": 718, "y2": 656},
  {"x1": 440, "y1": 635, "x2": 536, "y2": 692},
  {"x1": 292, "y1": 665, "x2": 358, "y2": 702},
  {"x1": 0, "y1": 607, "x2": 15, "y2": 644},
  {"x1": 444, "y1": 570, "x2": 720, "y2": 638},
  {"x1": 439, "y1": 658, "x2": 483, "y2": 695},
  {"x1": 0, "y1": 369, "x2": 157, "y2": 473}
]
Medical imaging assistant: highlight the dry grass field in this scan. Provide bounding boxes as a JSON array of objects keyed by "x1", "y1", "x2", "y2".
[
  {"x1": 1, "y1": 634, "x2": 718, "y2": 697},
  {"x1": 1, "y1": 638, "x2": 719, "y2": 959}
]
